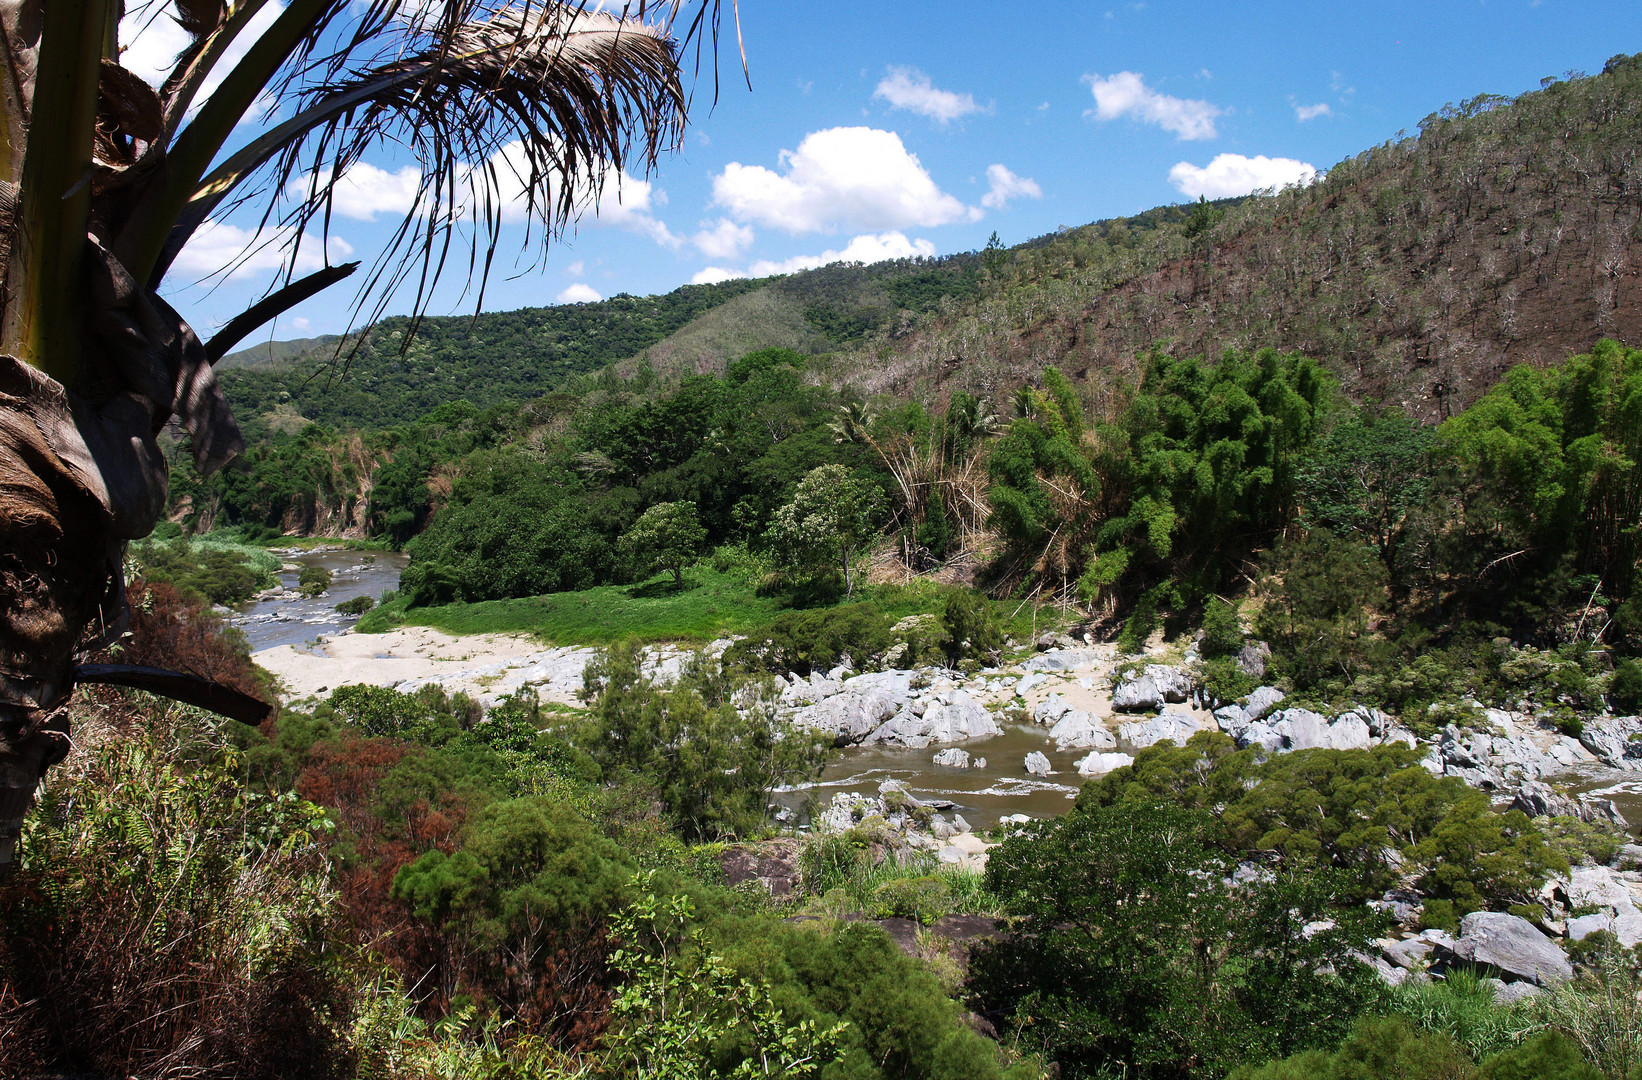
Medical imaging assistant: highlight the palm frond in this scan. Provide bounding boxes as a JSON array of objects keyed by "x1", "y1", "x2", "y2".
[{"x1": 141, "y1": 2, "x2": 692, "y2": 338}]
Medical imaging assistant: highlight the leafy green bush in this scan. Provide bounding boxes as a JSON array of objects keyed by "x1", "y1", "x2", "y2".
[
  {"x1": 971, "y1": 799, "x2": 1375, "y2": 1078},
  {"x1": 1610, "y1": 658, "x2": 1642, "y2": 712},
  {"x1": 618, "y1": 500, "x2": 708, "y2": 587},
  {"x1": 941, "y1": 590, "x2": 1004, "y2": 667},
  {"x1": 1386, "y1": 968, "x2": 1538, "y2": 1061},
  {"x1": 580, "y1": 643, "x2": 832, "y2": 840},
  {"x1": 1229, "y1": 1017, "x2": 1476, "y2": 1080},
  {"x1": 1201, "y1": 596, "x2": 1246, "y2": 658},
  {"x1": 326, "y1": 683, "x2": 480, "y2": 743},
  {"x1": 334, "y1": 594, "x2": 375, "y2": 615},
  {"x1": 129, "y1": 534, "x2": 279, "y2": 604},
  {"x1": 1230, "y1": 1015, "x2": 1600, "y2": 1080},
  {"x1": 1256, "y1": 531, "x2": 1389, "y2": 693},
  {"x1": 1078, "y1": 734, "x2": 1567, "y2": 912},
  {"x1": 0, "y1": 708, "x2": 367, "y2": 1079},
  {"x1": 298, "y1": 564, "x2": 333, "y2": 597},
  {"x1": 724, "y1": 602, "x2": 895, "y2": 675}
]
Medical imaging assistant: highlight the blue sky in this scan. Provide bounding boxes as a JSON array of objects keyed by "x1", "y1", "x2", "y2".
[{"x1": 124, "y1": 0, "x2": 1642, "y2": 344}]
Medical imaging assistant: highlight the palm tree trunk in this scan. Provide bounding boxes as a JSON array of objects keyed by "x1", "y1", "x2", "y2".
[{"x1": 1, "y1": 0, "x2": 112, "y2": 383}]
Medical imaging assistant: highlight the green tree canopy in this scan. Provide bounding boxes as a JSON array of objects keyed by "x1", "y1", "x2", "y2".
[
  {"x1": 619, "y1": 501, "x2": 709, "y2": 586},
  {"x1": 765, "y1": 464, "x2": 886, "y2": 598}
]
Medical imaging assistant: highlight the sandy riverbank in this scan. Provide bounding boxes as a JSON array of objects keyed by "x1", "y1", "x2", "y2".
[{"x1": 255, "y1": 627, "x2": 574, "y2": 704}]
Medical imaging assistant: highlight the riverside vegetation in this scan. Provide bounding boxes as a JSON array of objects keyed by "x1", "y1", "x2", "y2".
[{"x1": 15, "y1": 58, "x2": 1642, "y2": 1080}]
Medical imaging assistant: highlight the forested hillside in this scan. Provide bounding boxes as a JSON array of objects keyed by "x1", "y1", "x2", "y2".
[
  {"x1": 217, "y1": 278, "x2": 765, "y2": 429},
  {"x1": 856, "y1": 53, "x2": 1642, "y2": 419}
]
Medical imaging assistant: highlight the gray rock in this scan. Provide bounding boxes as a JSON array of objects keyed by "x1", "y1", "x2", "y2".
[
  {"x1": 952, "y1": 814, "x2": 972, "y2": 833},
  {"x1": 1214, "y1": 704, "x2": 1250, "y2": 737},
  {"x1": 868, "y1": 689, "x2": 1002, "y2": 748},
  {"x1": 1033, "y1": 693, "x2": 1072, "y2": 724},
  {"x1": 1567, "y1": 913, "x2": 1613, "y2": 942},
  {"x1": 1112, "y1": 675, "x2": 1162, "y2": 712},
  {"x1": 932, "y1": 748, "x2": 971, "y2": 768},
  {"x1": 1449, "y1": 912, "x2": 1573, "y2": 985},
  {"x1": 1569, "y1": 866, "x2": 1632, "y2": 911},
  {"x1": 1244, "y1": 685, "x2": 1285, "y2": 721},
  {"x1": 1146, "y1": 665, "x2": 1194, "y2": 702},
  {"x1": 1383, "y1": 937, "x2": 1435, "y2": 971},
  {"x1": 1118, "y1": 709, "x2": 1205, "y2": 749},
  {"x1": 1579, "y1": 715, "x2": 1642, "y2": 768},
  {"x1": 1510, "y1": 780, "x2": 1582, "y2": 819},
  {"x1": 1238, "y1": 641, "x2": 1272, "y2": 678},
  {"x1": 1049, "y1": 710, "x2": 1117, "y2": 750},
  {"x1": 1021, "y1": 649, "x2": 1102, "y2": 672},
  {"x1": 790, "y1": 687, "x2": 906, "y2": 743},
  {"x1": 1016, "y1": 671, "x2": 1046, "y2": 697},
  {"x1": 1492, "y1": 981, "x2": 1544, "y2": 1005},
  {"x1": 1274, "y1": 709, "x2": 1331, "y2": 750},
  {"x1": 1328, "y1": 711, "x2": 1374, "y2": 750},
  {"x1": 1238, "y1": 721, "x2": 1285, "y2": 753},
  {"x1": 1024, "y1": 752, "x2": 1052, "y2": 776},
  {"x1": 1112, "y1": 665, "x2": 1192, "y2": 712},
  {"x1": 1075, "y1": 751, "x2": 1134, "y2": 776}
]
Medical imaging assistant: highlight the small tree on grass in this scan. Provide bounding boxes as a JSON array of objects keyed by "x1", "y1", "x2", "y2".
[
  {"x1": 620, "y1": 501, "x2": 708, "y2": 587},
  {"x1": 766, "y1": 465, "x2": 885, "y2": 598}
]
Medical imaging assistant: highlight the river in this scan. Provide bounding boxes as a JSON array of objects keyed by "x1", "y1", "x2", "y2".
[
  {"x1": 232, "y1": 547, "x2": 410, "y2": 652},
  {"x1": 238, "y1": 559, "x2": 1642, "y2": 833}
]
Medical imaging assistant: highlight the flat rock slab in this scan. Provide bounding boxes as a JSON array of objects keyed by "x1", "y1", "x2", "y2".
[{"x1": 1449, "y1": 912, "x2": 1573, "y2": 986}]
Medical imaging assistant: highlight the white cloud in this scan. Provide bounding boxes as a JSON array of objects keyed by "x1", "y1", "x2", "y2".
[
  {"x1": 1168, "y1": 153, "x2": 1317, "y2": 198},
  {"x1": 556, "y1": 283, "x2": 603, "y2": 304},
  {"x1": 1294, "y1": 102, "x2": 1332, "y2": 122},
  {"x1": 289, "y1": 161, "x2": 423, "y2": 221},
  {"x1": 290, "y1": 316, "x2": 311, "y2": 332},
  {"x1": 1084, "y1": 71, "x2": 1221, "y2": 140},
  {"x1": 171, "y1": 219, "x2": 354, "y2": 281},
  {"x1": 480, "y1": 140, "x2": 681, "y2": 246},
  {"x1": 873, "y1": 67, "x2": 983, "y2": 124},
  {"x1": 293, "y1": 142, "x2": 683, "y2": 246},
  {"x1": 692, "y1": 218, "x2": 756, "y2": 259},
  {"x1": 981, "y1": 164, "x2": 1042, "y2": 210},
  {"x1": 712, "y1": 127, "x2": 978, "y2": 235},
  {"x1": 691, "y1": 266, "x2": 748, "y2": 285},
  {"x1": 121, "y1": 2, "x2": 285, "y2": 109},
  {"x1": 748, "y1": 231, "x2": 936, "y2": 277},
  {"x1": 565, "y1": 260, "x2": 586, "y2": 276}
]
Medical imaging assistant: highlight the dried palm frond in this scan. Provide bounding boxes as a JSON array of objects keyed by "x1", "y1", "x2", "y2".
[{"x1": 122, "y1": 1, "x2": 704, "y2": 336}]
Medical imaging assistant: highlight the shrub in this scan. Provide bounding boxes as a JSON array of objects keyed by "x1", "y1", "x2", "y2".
[
  {"x1": 580, "y1": 643, "x2": 832, "y2": 840},
  {"x1": 0, "y1": 707, "x2": 367, "y2": 1080},
  {"x1": 1201, "y1": 596, "x2": 1246, "y2": 658},
  {"x1": 298, "y1": 564, "x2": 333, "y2": 597},
  {"x1": 724, "y1": 602, "x2": 895, "y2": 676},
  {"x1": 971, "y1": 799, "x2": 1375, "y2": 1078},
  {"x1": 942, "y1": 590, "x2": 1003, "y2": 667},
  {"x1": 334, "y1": 594, "x2": 375, "y2": 615},
  {"x1": 1610, "y1": 658, "x2": 1642, "y2": 712},
  {"x1": 1079, "y1": 737, "x2": 1566, "y2": 911},
  {"x1": 1229, "y1": 1016, "x2": 1476, "y2": 1080}
]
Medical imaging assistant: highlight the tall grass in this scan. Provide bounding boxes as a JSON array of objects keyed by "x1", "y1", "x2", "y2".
[
  {"x1": 1385, "y1": 969, "x2": 1540, "y2": 1061},
  {"x1": 800, "y1": 833, "x2": 998, "y2": 924},
  {"x1": 1529, "y1": 943, "x2": 1642, "y2": 1079}
]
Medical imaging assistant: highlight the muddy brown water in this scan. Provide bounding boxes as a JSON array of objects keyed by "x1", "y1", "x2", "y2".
[{"x1": 775, "y1": 724, "x2": 1111, "y2": 832}]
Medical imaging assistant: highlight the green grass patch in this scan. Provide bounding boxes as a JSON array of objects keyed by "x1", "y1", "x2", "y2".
[{"x1": 357, "y1": 564, "x2": 786, "y2": 644}]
